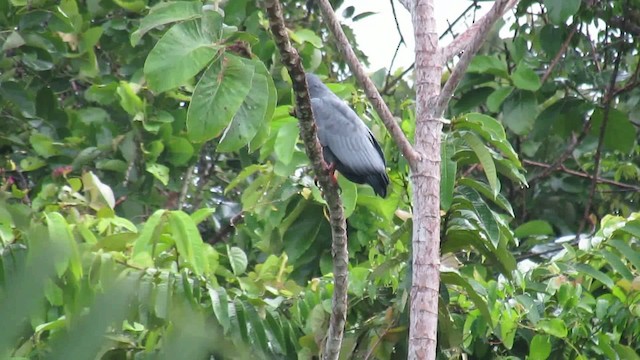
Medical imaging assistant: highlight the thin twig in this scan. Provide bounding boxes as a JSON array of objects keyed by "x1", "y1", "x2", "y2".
[
  {"x1": 540, "y1": 24, "x2": 578, "y2": 84},
  {"x1": 527, "y1": 119, "x2": 593, "y2": 184},
  {"x1": 523, "y1": 159, "x2": 640, "y2": 192},
  {"x1": 316, "y1": 0, "x2": 420, "y2": 168},
  {"x1": 264, "y1": 2, "x2": 348, "y2": 359},
  {"x1": 439, "y1": 0, "x2": 518, "y2": 62},
  {"x1": 435, "y1": 0, "x2": 519, "y2": 116},
  {"x1": 577, "y1": 45, "x2": 624, "y2": 236}
]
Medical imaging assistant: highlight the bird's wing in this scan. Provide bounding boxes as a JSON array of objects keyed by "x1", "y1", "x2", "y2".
[{"x1": 311, "y1": 96, "x2": 386, "y2": 175}]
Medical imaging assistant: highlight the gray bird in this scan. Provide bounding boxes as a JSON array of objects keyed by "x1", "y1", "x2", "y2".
[{"x1": 305, "y1": 73, "x2": 389, "y2": 197}]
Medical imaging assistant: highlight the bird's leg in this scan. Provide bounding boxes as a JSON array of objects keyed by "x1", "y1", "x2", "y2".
[{"x1": 315, "y1": 161, "x2": 337, "y2": 186}]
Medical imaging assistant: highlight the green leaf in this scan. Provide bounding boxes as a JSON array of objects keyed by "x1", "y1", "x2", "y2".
[
  {"x1": 502, "y1": 90, "x2": 538, "y2": 135},
  {"x1": 441, "y1": 139, "x2": 457, "y2": 211},
  {"x1": 574, "y1": 263, "x2": 614, "y2": 289},
  {"x1": 512, "y1": 63, "x2": 541, "y2": 91},
  {"x1": 20, "y1": 156, "x2": 46, "y2": 171},
  {"x1": 467, "y1": 55, "x2": 509, "y2": 78},
  {"x1": 589, "y1": 108, "x2": 636, "y2": 153},
  {"x1": 146, "y1": 163, "x2": 170, "y2": 186},
  {"x1": 29, "y1": 133, "x2": 60, "y2": 158},
  {"x1": 117, "y1": 81, "x2": 143, "y2": 115},
  {"x1": 218, "y1": 59, "x2": 274, "y2": 152},
  {"x1": 291, "y1": 29, "x2": 322, "y2": 48},
  {"x1": 79, "y1": 27, "x2": 103, "y2": 54},
  {"x1": 224, "y1": 164, "x2": 267, "y2": 194},
  {"x1": 486, "y1": 86, "x2": 513, "y2": 112},
  {"x1": 543, "y1": 0, "x2": 581, "y2": 25},
  {"x1": 245, "y1": 303, "x2": 269, "y2": 353},
  {"x1": 45, "y1": 213, "x2": 76, "y2": 277},
  {"x1": 529, "y1": 334, "x2": 552, "y2": 360},
  {"x1": 227, "y1": 246, "x2": 248, "y2": 275},
  {"x1": 82, "y1": 171, "x2": 115, "y2": 210},
  {"x1": 457, "y1": 112, "x2": 521, "y2": 167},
  {"x1": 112, "y1": 0, "x2": 146, "y2": 12},
  {"x1": 537, "y1": 318, "x2": 568, "y2": 338},
  {"x1": 337, "y1": 176, "x2": 358, "y2": 218},
  {"x1": 461, "y1": 132, "x2": 500, "y2": 197},
  {"x1": 166, "y1": 136, "x2": 194, "y2": 166},
  {"x1": 274, "y1": 120, "x2": 300, "y2": 165},
  {"x1": 458, "y1": 178, "x2": 514, "y2": 217},
  {"x1": 131, "y1": 2, "x2": 204, "y2": 46},
  {"x1": 457, "y1": 186, "x2": 500, "y2": 248},
  {"x1": 441, "y1": 271, "x2": 493, "y2": 327},
  {"x1": 614, "y1": 344, "x2": 640, "y2": 360},
  {"x1": 169, "y1": 211, "x2": 208, "y2": 275},
  {"x1": 499, "y1": 308, "x2": 517, "y2": 349},
  {"x1": 2, "y1": 31, "x2": 25, "y2": 51},
  {"x1": 514, "y1": 220, "x2": 554, "y2": 238},
  {"x1": 608, "y1": 239, "x2": 640, "y2": 272},
  {"x1": 208, "y1": 287, "x2": 231, "y2": 333},
  {"x1": 144, "y1": 14, "x2": 223, "y2": 93},
  {"x1": 187, "y1": 54, "x2": 255, "y2": 142},
  {"x1": 600, "y1": 250, "x2": 634, "y2": 281},
  {"x1": 132, "y1": 210, "x2": 166, "y2": 262}
]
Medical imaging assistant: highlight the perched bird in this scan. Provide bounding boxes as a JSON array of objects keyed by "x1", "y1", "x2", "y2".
[{"x1": 305, "y1": 73, "x2": 390, "y2": 198}]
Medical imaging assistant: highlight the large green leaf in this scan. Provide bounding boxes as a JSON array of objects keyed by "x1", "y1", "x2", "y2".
[
  {"x1": 144, "y1": 12, "x2": 223, "y2": 93},
  {"x1": 441, "y1": 271, "x2": 493, "y2": 327},
  {"x1": 218, "y1": 59, "x2": 275, "y2": 152},
  {"x1": 589, "y1": 108, "x2": 636, "y2": 153},
  {"x1": 461, "y1": 132, "x2": 500, "y2": 197},
  {"x1": 502, "y1": 90, "x2": 538, "y2": 135},
  {"x1": 543, "y1": 0, "x2": 581, "y2": 25},
  {"x1": 131, "y1": 2, "x2": 204, "y2": 46},
  {"x1": 169, "y1": 211, "x2": 209, "y2": 276},
  {"x1": 187, "y1": 54, "x2": 255, "y2": 142},
  {"x1": 512, "y1": 62, "x2": 541, "y2": 91}
]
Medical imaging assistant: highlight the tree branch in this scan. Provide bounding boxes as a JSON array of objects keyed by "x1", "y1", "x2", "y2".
[
  {"x1": 435, "y1": 0, "x2": 519, "y2": 116},
  {"x1": 577, "y1": 43, "x2": 624, "y2": 236},
  {"x1": 540, "y1": 24, "x2": 578, "y2": 84},
  {"x1": 398, "y1": 0, "x2": 414, "y2": 13},
  {"x1": 523, "y1": 159, "x2": 640, "y2": 192},
  {"x1": 439, "y1": 0, "x2": 517, "y2": 62},
  {"x1": 315, "y1": 0, "x2": 420, "y2": 168},
  {"x1": 264, "y1": 2, "x2": 348, "y2": 359}
]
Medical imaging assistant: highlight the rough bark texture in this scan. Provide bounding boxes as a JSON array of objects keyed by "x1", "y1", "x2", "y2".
[
  {"x1": 264, "y1": 2, "x2": 348, "y2": 359},
  {"x1": 409, "y1": 0, "x2": 442, "y2": 358}
]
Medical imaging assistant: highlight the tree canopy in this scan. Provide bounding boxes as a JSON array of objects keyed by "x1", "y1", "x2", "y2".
[{"x1": 0, "y1": 0, "x2": 639, "y2": 359}]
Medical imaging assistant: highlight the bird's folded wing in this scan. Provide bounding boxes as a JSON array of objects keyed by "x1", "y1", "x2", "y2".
[{"x1": 311, "y1": 97, "x2": 386, "y2": 175}]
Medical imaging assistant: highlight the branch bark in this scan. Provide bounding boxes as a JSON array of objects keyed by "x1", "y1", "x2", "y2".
[
  {"x1": 316, "y1": 0, "x2": 420, "y2": 168},
  {"x1": 436, "y1": 0, "x2": 519, "y2": 116},
  {"x1": 524, "y1": 159, "x2": 640, "y2": 192},
  {"x1": 439, "y1": 0, "x2": 518, "y2": 63},
  {"x1": 409, "y1": 0, "x2": 441, "y2": 358},
  {"x1": 264, "y1": 2, "x2": 348, "y2": 359}
]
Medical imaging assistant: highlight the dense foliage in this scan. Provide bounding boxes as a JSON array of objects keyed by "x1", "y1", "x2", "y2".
[{"x1": 0, "y1": 0, "x2": 638, "y2": 359}]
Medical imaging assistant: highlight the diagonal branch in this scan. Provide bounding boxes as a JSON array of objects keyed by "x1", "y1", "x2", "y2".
[
  {"x1": 316, "y1": 0, "x2": 420, "y2": 168},
  {"x1": 439, "y1": 0, "x2": 518, "y2": 62},
  {"x1": 540, "y1": 24, "x2": 578, "y2": 85},
  {"x1": 577, "y1": 41, "x2": 624, "y2": 236},
  {"x1": 264, "y1": 2, "x2": 348, "y2": 360},
  {"x1": 435, "y1": 0, "x2": 519, "y2": 116},
  {"x1": 398, "y1": 0, "x2": 414, "y2": 13},
  {"x1": 524, "y1": 160, "x2": 640, "y2": 192}
]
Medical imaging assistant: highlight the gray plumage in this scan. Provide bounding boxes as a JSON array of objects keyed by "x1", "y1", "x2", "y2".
[{"x1": 305, "y1": 73, "x2": 389, "y2": 197}]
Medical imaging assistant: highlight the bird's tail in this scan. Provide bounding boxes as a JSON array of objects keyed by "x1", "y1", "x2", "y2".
[{"x1": 367, "y1": 173, "x2": 390, "y2": 198}]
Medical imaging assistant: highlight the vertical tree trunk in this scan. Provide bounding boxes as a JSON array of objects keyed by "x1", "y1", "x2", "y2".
[{"x1": 409, "y1": 0, "x2": 442, "y2": 358}]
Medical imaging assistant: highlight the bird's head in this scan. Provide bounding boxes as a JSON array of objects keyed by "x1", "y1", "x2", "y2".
[{"x1": 305, "y1": 73, "x2": 330, "y2": 98}]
